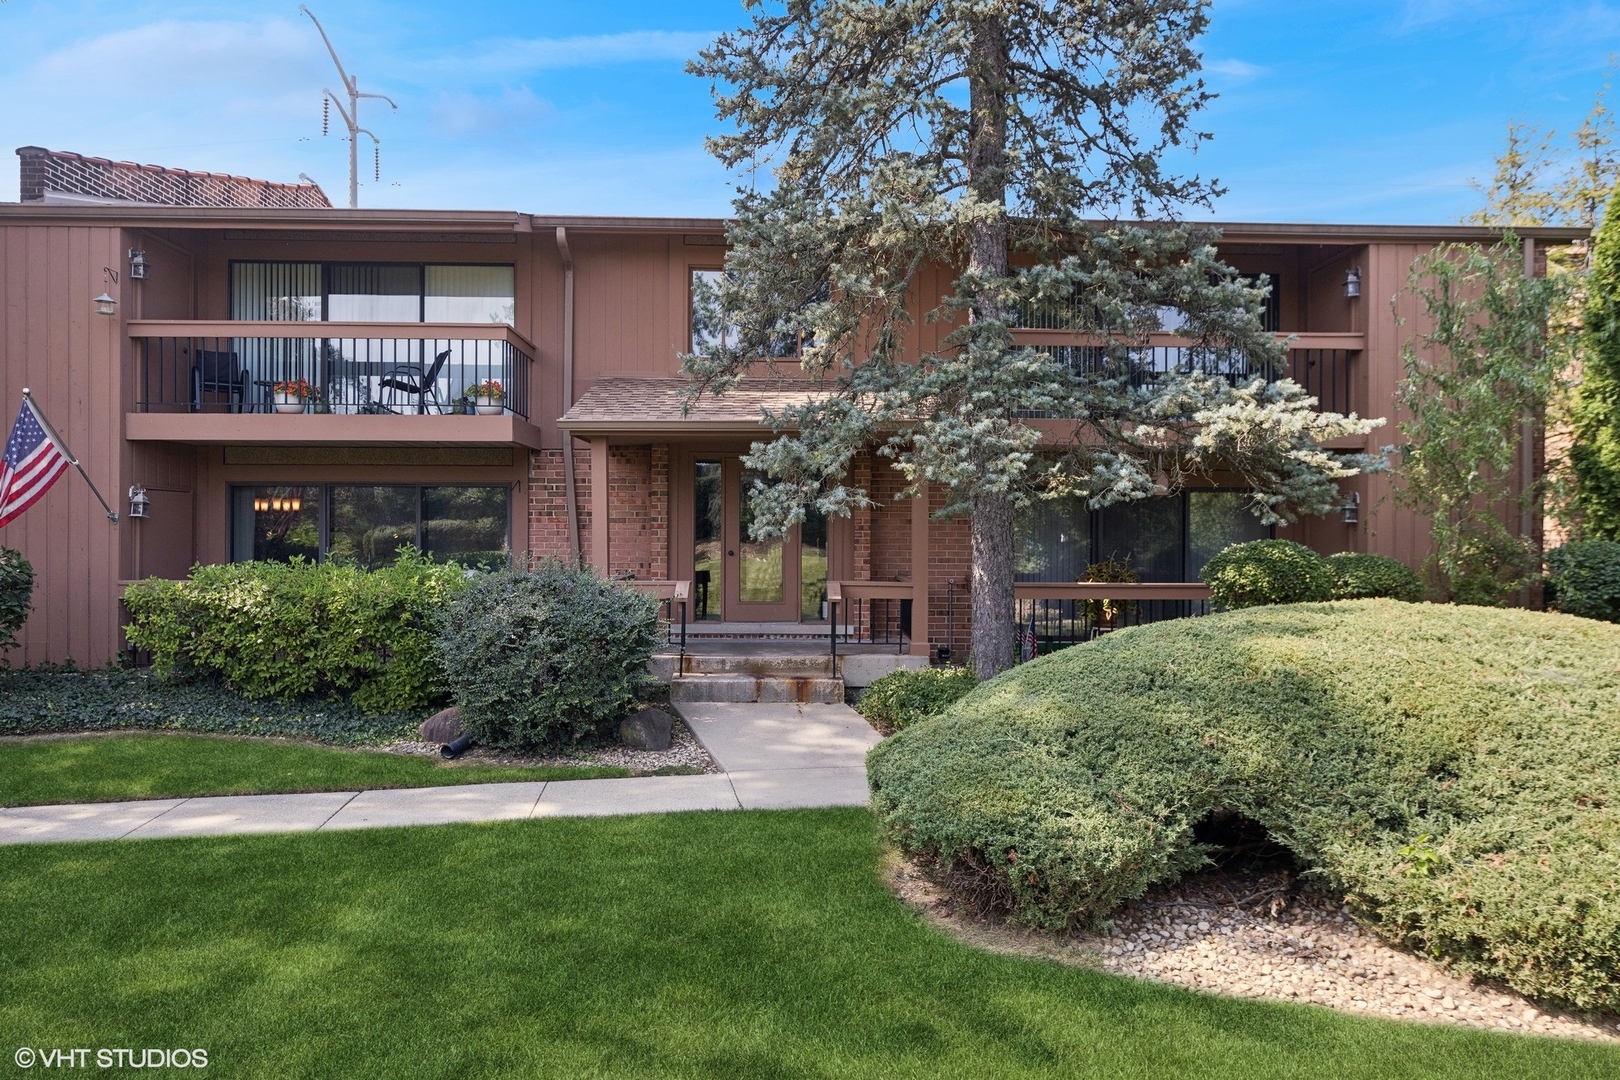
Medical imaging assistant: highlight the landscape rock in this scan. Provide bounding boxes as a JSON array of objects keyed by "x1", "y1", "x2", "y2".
[
  {"x1": 419, "y1": 706, "x2": 462, "y2": 744},
  {"x1": 619, "y1": 707, "x2": 673, "y2": 751}
]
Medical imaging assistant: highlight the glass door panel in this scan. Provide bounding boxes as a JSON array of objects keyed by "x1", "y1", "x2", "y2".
[
  {"x1": 738, "y1": 468, "x2": 785, "y2": 603},
  {"x1": 715, "y1": 457, "x2": 801, "y2": 621},
  {"x1": 693, "y1": 460, "x2": 724, "y2": 620},
  {"x1": 801, "y1": 503, "x2": 829, "y2": 620}
]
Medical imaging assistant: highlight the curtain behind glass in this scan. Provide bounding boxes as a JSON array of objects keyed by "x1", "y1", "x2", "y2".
[
  {"x1": 328, "y1": 265, "x2": 422, "y2": 322},
  {"x1": 1014, "y1": 497, "x2": 1089, "y2": 581},
  {"x1": 425, "y1": 266, "x2": 515, "y2": 324},
  {"x1": 1097, "y1": 497, "x2": 1184, "y2": 581},
  {"x1": 230, "y1": 263, "x2": 320, "y2": 321}
]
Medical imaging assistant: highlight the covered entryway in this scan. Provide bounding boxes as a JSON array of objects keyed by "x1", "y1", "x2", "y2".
[{"x1": 689, "y1": 454, "x2": 830, "y2": 623}]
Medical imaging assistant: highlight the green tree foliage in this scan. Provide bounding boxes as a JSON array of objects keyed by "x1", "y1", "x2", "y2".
[
  {"x1": 687, "y1": 0, "x2": 1380, "y2": 678},
  {"x1": 1395, "y1": 236, "x2": 1578, "y2": 604},
  {"x1": 1571, "y1": 183, "x2": 1620, "y2": 538},
  {"x1": 433, "y1": 561, "x2": 659, "y2": 751},
  {"x1": 868, "y1": 601, "x2": 1620, "y2": 1010},
  {"x1": 1469, "y1": 73, "x2": 1619, "y2": 231},
  {"x1": 122, "y1": 552, "x2": 466, "y2": 712},
  {"x1": 1198, "y1": 539, "x2": 1332, "y2": 609},
  {"x1": 1546, "y1": 539, "x2": 1620, "y2": 622},
  {"x1": 0, "y1": 546, "x2": 34, "y2": 657}
]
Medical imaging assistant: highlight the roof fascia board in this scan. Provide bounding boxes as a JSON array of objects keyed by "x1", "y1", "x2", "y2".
[{"x1": 0, "y1": 205, "x2": 526, "y2": 232}]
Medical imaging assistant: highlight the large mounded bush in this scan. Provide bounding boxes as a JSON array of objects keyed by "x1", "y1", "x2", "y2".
[
  {"x1": 868, "y1": 601, "x2": 1620, "y2": 1010},
  {"x1": 1547, "y1": 540, "x2": 1620, "y2": 623},
  {"x1": 0, "y1": 546, "x2": 34, "y2": 655},
  {"x1": 123, "y1": 551, "x2": 466, "y2": 712},
  {"x1": 434, "y1": 561, "x2": 658, "y2": 750},
  {"x1": 1326, "y1": 551, "x2": 1424, "y2": 602},
  {"x1": 1199, "y1": 539, "x2": 1333, "y2": 608}
]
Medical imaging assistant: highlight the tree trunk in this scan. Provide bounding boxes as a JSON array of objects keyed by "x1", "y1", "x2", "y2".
[
  {"x1": 971, "y1": 490, "x2": 1017, "y2": 679},
  {"x1": 966, "y1": 17, "x2": 1015, "y2": 678}
]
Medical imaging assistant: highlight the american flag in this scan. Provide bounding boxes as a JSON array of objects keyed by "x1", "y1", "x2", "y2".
[
  {"x1": 1018, "y1": 610, "x2": 1038, "y2": 664},
  {"x1": 0, "y1": 399, "x2": 71, "y2": 529}
]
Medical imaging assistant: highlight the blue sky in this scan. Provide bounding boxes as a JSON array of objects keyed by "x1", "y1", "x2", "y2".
[{"x1": 1, "y1": 1, "x2": 1616, "y2": 223}]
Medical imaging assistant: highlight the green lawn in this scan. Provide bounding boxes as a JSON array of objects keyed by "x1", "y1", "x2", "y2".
[
  {"x1": 1, "y1": 809, "x2": 1614, "y2": 1079},
  {"x1": 0, "y1": 733, "x2": 630, "y2": 807}
]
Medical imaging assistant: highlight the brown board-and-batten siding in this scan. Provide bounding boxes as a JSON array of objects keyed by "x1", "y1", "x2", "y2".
[{"x1": 0, "y1": 223, "x2": 130, "y2": 667}]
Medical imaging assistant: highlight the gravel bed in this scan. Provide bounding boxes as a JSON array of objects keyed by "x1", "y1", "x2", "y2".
[
  {"x1": 385, "y1": 715, "x2": 717, "y2": 774},
  {"x1": 889, "y1": 858, "x2": 1620, "y2": 1042}
]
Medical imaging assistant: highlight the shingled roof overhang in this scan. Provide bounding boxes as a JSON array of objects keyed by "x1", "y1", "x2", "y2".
[{"x1": 558, "y1": 377, "x2": 836, "y2": 436}]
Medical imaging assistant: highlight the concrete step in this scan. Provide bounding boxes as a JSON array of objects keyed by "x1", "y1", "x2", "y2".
[
  {"x1": 669, "y1": 673, "x2": 845, "y2": 704},
  {"x1": 677, "y1": 653, "x2": 835, "y2": 676}
]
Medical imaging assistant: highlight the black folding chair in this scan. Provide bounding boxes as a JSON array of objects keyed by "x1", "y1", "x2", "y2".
[
  {"x1": 191, "y1": 350, "x2": 246, "y2": 412},
  {"x1": 379, "y1": 348, "x2": 452, "y2": 414}
]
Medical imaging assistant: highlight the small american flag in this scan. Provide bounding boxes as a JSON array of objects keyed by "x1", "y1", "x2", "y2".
[
  {"x1": 1018, "y1": 611, "x2": 1038, "y2": 664},
  {"x1": 0, "y1": 398, "x2": 71, "y2": 529}
]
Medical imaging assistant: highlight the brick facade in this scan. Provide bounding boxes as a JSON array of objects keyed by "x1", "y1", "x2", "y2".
[
  {"x1": 16, "y1": 146, "x2": 331, "y2": 209},
  {"x1": 526, "y1": 444, "x2": 670, "y2": 579}
]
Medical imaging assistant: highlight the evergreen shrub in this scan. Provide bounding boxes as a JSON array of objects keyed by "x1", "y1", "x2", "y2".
[
  {"x1": 1199, "y1": 539, "x2": 1333, "y2": 608},
  {"x1": 1326, "y1": 552, "x2": 1424, "y2": 602},
  {"x1": 1547, "y1": 540, "x2": 1620, "y2": 623},
  {"x1": 857, "y1": 666, "x2": 976, "y2": 732},
  {"x1": 434, "y1": 561, "x2": 658, "y2": 750},
  {"x1": 867, "y1": 601, "x2": 1620, "y2": 1010},
  {"x1": 0, "y1": 546, "x2": 34, "y2": 654},
  {"x1": 122, "y1": 551, "x2": 466, "y2": 712}
]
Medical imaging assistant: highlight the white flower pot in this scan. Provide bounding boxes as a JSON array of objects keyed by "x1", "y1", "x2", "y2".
[
  {"x1": 473, "y1": 396, "x2": 504, "y2": 415},
  {"x1": 273, "y1": 394, "x2": 304, "y2": 414}
]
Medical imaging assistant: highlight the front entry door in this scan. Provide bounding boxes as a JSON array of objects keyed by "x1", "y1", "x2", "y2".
[{"x1": 722, "y1": 457, "x2": 802, "y2": 621}]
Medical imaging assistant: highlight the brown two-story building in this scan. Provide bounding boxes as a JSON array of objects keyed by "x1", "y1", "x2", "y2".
[{"x1": 0, "y1": 147, "x2": 1584, "y2": 670}]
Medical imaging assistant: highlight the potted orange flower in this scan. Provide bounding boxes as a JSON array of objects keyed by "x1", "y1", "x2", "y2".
[
  {"x1": 271, "y1": 378, "x2": 316, "y2": 414},
  {"x1": 467, "y1": 379, "x2": 505, "y2": 415}
]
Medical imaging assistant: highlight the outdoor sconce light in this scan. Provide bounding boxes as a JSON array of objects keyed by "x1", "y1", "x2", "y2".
[
  {"x1": 1340, "y1": 491, "x2": 1361, "y2": 525},
  {"x1": 127, "y1": 485, "x2": 150, "y2": 520},
  {"x1": 128, "y1": 249, "x2": 148, "y2": 280},
  {"x1": 1344, "y1": 266, "x2": 1362, "y2": 299},
  {"x1": 93, "y1": 293, "x2": 117, "y2": 316}
]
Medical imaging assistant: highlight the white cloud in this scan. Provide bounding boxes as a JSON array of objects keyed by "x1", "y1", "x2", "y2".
[
  {"x1": 33, "y1": 18, "x2": 322, "y2": 93},
  {"x1": 1204, "y1": 58, "x2": 1265, "y2": 83},
  {"x1": 457, "y1": 30, "x2": 718, "y2": 73},
  {"x1": 429, "y1": 87, "x2": 554, "y2": 139}
]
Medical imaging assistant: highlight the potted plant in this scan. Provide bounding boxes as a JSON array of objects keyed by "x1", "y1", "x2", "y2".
[
  {"x1": 1079, "y1": 555, "x2": 1138, "y2": 631},
  {"x1": 466, "y1": 380, "x2": 505, "y2": 415},
  {"x1": 271, "y1": 378, "x2": 316, "y2": 414}
]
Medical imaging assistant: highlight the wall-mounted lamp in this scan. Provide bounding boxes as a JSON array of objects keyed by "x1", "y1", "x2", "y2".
[
  {"x1": 1340, "y1": 491, "x2": 1361, "y2": 525},
  {"x1": 253, "y1": 496, "x2": 269, "y2": 512},
  {"x1": 127, "y1": 485, "x2": 150, "y2": 520},
  {"x1": 93, "y1": 293, "x2": 117, "y2": 316},
  {"x1": 1344, "y1": 266, "x2": 1362, "y2": 299},
  {"x1": 128, "y1": 248, "x2": 148, "y2": 280}
]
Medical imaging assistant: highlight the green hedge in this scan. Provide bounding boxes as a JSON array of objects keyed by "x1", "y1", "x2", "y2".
[
  {"x1": 123, "y1": 552, "x2": 468, "y2": 713},
  {"x1": 0, "y1": 668, "x2": 421, "y2": 745},
  {"x1": 0, "y1": 546, "x2": 34, "y2": 655},
  {"x1": 856, "y1": 666, "x2": 977, "y2": 732},
  {"x1": 434, "y1": 561, "x2": 659, "y2": 751},
  {"x1": 1199, "y1": 539, "x2": 1334, "y2": 608},
  {"x1": 1326, "y1": 552, "x2": 1424, "y2": 602},
  {"x1": 867, "y1": 601, "x2": 1620, "y2": 1011},
  {"x1": 1547, "y1": 540, "x2": 1620, "y2": 623}
]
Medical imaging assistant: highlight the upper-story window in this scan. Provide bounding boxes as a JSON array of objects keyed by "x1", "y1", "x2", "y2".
[
  {"x1": 231, "y1": 262, "x2": 515, "y2": 325},
  {"x1": 690, "y1": 268, "x2": 821, "y2": 358}
]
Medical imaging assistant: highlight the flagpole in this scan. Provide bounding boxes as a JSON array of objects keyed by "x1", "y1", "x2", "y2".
[{"x1": 21, "y1": 389, "x2": 118, "y2": 522}]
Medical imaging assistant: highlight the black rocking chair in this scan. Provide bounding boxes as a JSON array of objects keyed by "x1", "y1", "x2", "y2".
[
  {"x1": 378, "y1": 348, "x2": 452, "y2": 414},
  {"x1": 191, "y1": 350, "x2": 246, "y2": 412}
]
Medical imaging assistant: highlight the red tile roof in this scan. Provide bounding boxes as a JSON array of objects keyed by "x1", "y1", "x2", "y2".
[{"x1": 17, "y1": 146, "x2": 331, "y2": 209}]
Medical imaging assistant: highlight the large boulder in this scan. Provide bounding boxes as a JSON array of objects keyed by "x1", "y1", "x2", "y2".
[{"x1": 619, "y1": 707, "x2": 673, "y2": 751}]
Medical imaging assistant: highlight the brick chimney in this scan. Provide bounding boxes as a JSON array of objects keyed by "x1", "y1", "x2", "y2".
[{"x1": 17, "y1": 146, "x2": 47, "y2": 202}]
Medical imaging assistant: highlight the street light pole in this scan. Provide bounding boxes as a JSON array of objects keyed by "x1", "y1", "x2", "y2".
[{"x1": 300, "y1": 5, "x2": 397, "y2": 208}]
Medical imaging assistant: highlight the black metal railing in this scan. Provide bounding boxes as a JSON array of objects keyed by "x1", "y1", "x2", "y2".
[
  {"x1": 1018, "y1": 345, "x2": 1355, "y2": 417},
  {"x1": 1012, "y1": 583, "x2": 1213, "y2": 656},
  {"x1": 831, "y1": 597, "x2": 911, "y2": 653},
  {"x1": 136, "y1": 333, "x2": 532, "y2": 420}
]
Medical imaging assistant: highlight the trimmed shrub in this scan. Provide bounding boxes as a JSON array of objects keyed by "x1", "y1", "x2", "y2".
[
  {"x1": 857, "y1": 666, "x2": 976, "y2": 732},
  {"x1": 122, "y1": 551, "x2": 467, "y2": 712},
  {"x1": 0, "y1": 546, "x2": 34, "y2": 655},
  {"x1": 1547, "y1": 540, "x2": 1620, "y2": 623},
  {"x1": 1449, "y1": 531, "x2": 1540, "y2": 607},
  {"x1": 867, "y1": 601, "x2": 1620, "y2": 1010},
  {"x1": 434, "y1": 561, "x2": 658, "y2": 751},
  {"x1": 0, "y1": 668, "x2": 420, "y2": 745},
  {"x1": 1199, "y1": 539, "x2": 1333, "y2": 608},
  {"x1": 1326, "y1": 552, "x2": 1424, "y2": 602}
]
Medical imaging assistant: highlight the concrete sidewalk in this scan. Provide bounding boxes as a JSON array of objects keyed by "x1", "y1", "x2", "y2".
[{"x1": 0, "y1": 701, "x2": 880, "y2": 845}]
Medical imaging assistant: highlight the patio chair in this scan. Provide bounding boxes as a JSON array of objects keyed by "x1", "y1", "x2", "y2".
[
  {"x1": 191, "y1": 350, "x2": 246, "y2": 413},
  {"x1": 378, "y1": 348, "x2": 452, "y2": 415}
]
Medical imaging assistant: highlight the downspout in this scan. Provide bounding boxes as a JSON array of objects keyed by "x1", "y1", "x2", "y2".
[{"x1": 556, "y1": 226, "x2": 582, "y2": 564}]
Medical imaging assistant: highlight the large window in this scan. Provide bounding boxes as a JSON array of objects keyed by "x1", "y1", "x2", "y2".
[
  {"x1": 690, "y1": 269, "x2": 820, "y2": 358},
  {"x1": 1015, "y1": 490, "x2": 1270, "y2": 583},
  {"x1": 230, "y1": 263, "x2": 515, "y2": 325},
  {"x1": 230, "y1": 484, "x2": 510, "y2": 569}
]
